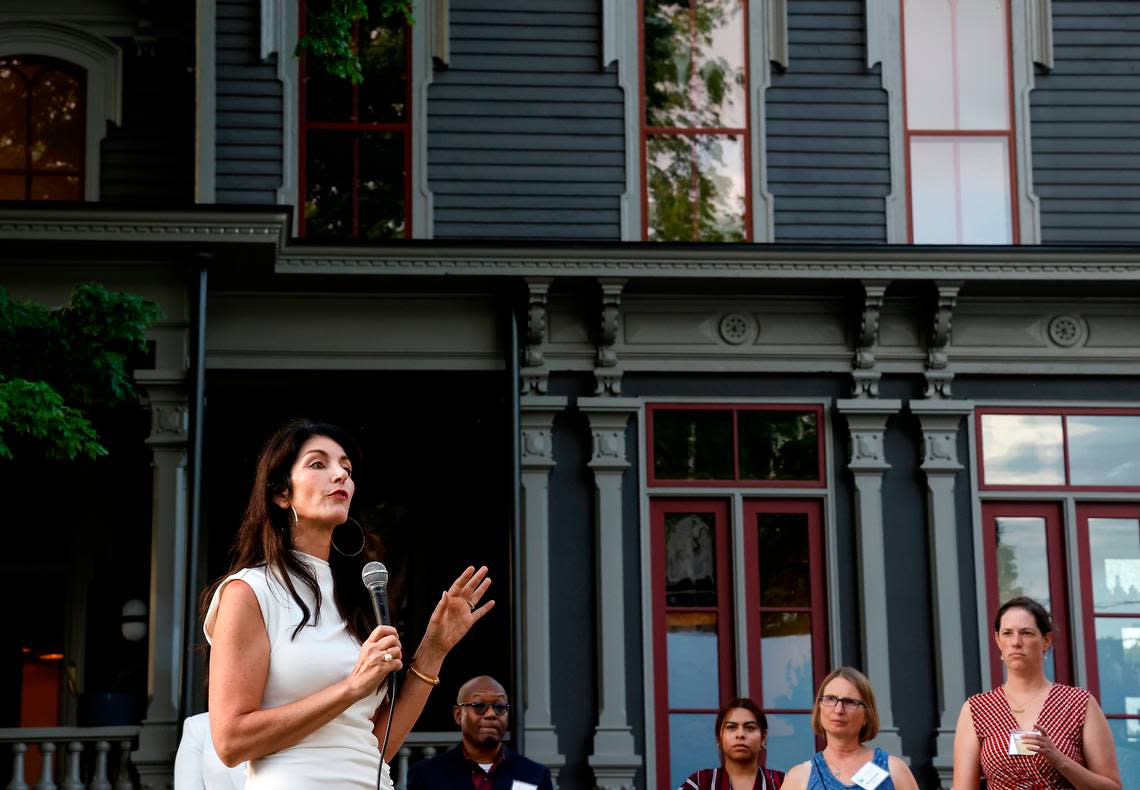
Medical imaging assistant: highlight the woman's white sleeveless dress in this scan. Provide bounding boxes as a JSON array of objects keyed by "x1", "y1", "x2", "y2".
[{"x1": 205, "y1": 552, "x2": 393, "y2": 789}]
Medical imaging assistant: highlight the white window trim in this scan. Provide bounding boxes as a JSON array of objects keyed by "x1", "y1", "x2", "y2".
[
  {"x1": 636, "y1": 396, "x2": 840, "y2": 790},
  {"x1": 866, "y1": 0, "x2": 1053, "y2": 244},
  {"x1": 0, "y1": 19, "x2": 122, "y2": 201},
  {"x1": 259, "y1": 0, "x2": 440, "y2": 238},
  {"x1": 605, "y1": 0, "x2": 787, "y2": 242}
]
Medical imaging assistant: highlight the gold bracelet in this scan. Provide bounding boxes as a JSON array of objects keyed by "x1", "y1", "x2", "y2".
[{"x1": 408, "y1": 664, "x2": 440, "y2": 686}]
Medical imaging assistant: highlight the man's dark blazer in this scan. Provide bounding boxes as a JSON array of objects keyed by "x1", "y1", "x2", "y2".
[{"x1": 406, "y1": 744, "x2": 554, "y2": 790}]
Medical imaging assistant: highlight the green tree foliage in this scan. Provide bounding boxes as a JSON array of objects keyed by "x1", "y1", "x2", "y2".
[
  {"x1": 295, "y1": 0, "x2": 414, "y2": 84},
  {"x1": 0, "y1": 283, "x2": 162, "y2": 460}
]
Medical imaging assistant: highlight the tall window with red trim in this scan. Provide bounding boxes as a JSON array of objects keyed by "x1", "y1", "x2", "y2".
[
  {"x1": 976, "y1": 408, "x2": 1140, "y2": 774},
  {"x1": 641, "y1": 0, "x2": 751, "y2": 241},
  {"x1": 299, "y1": 1, "x2": 410, "y2": 239},
  {"x1": 649, "y1": 405, "x2": 829, "y2": 787},
  {"x1": 901, "y1": 0, "x2": 1018, "y2": 243},
  {"x1": 0, "y1": 55, "x2": 85, "y2": 201}
]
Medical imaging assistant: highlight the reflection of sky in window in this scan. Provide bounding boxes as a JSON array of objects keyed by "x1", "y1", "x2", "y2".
[
  {"x1": 1090, "y1": 518, "x2": 1140, "y2": 612},
  {"x1": 981, "y1": 414, "x2": 1064, "y2": 485},
  {"x1": 910, "y1": 138, "x2": 1011, "y2": 244},
  {"x1": 696, "y1": 0, "x2": 745, "y2": 128},
  {"x1": 1094, "y1": 617, "x2": 1140, "y2": 715},
  {"x1": 995, "y1": 517, "x2": 1050, "y2": 603},
  {"x1": 695, "y1": 135, "x2": 745, "y2": 214},
  {"x1": 764, "y1": 713, "x2": 813, "y2": 775},
  {"x1": 1068, "y1": 416, "x2": 1140, "y2": 485},
  {"x1": 667, "y1": 629, "x2": 720, "y2": 708},
  {"x1": 761, "y1": 633, "x2": 813, "y2": 709},
  {"x1": 669, "y1": 713, "x2": 717, "y2": 789}
]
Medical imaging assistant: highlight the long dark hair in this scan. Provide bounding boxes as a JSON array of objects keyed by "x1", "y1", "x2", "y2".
[{"x1": 203, "y1": 418, "x2": 377, "y2": 644}]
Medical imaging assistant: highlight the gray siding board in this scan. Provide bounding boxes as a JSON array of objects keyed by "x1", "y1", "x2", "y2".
[
  {"x1": 215, "y1": 0, "x2": 283, "y2": 204},
  {"x1": 428, "y1": 0, "x2": 624, "y2": 239}
]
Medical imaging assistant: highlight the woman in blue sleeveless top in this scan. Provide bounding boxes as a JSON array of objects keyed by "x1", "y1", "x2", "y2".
[{"x1": 780, "y1": 667, "x2": 917, "y2": 790}]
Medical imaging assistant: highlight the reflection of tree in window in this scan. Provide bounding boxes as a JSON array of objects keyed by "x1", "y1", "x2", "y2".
[
  {"x1": 739, "y1": 412, "x2": 819, "y2": 481},
  {"x1": 665, "y1": 513, "x2": 716, "y2": 606},
  {"x1": 0, "y1": 56, "x2": 85, "y2": 201}
]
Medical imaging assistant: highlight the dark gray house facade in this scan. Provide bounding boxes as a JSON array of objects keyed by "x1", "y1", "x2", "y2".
[{"x1": 2, "y1": 2, "x2": 1139, "y2": 789}]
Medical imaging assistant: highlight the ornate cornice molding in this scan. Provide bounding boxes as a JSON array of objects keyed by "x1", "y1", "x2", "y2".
[{"x1": 0, "y1": 210, "x2": 286, "y2": 244}]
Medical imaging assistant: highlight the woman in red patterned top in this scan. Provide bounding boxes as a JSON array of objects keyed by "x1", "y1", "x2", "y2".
[
  {"x1": 680, "y1": 698, "x2": 785, "y2": 790},
  {"x1": 951, "y1": 596, "x2": 1121, "y2": 789}
]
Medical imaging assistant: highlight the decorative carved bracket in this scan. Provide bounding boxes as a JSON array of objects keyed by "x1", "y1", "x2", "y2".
[
  {"x1": 925, "y1": 282, "x2": 961, "y2": 399},
  {"x1": 594, "y1": 279, "x2": 626, "y2": 396},
  {"x1": 852, "y1": 281, "x2": 889, "y2": 398},
  {"x1": 520, "y1": 278, "x2": 552, "y2": 395}
]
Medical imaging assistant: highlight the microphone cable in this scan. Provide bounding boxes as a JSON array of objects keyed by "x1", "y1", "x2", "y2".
[{"x1": 376, "y1": 674, "x2": 396, "y2": 790}]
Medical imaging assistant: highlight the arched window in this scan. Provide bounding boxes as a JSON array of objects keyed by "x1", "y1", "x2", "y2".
[{"x1": 0, "y1": 55, "x2": 86, "y2": 201}]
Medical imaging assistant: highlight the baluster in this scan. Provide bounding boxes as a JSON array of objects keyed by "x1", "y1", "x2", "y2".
[
  {"x1": 34, "y1": 742, "x2": 56, "y2": 790},
  {"x1": 111, "y1": 742, "x2": 132, "y2": 790},
  {"x1": 7, "y1": 742, "x2": 29, "y2": 790},
  {"x1": 394, "y1": 746, "x2": 411, "y2": 790},
  {"x1": 58, "y1": 742, "x2": 82, "y2": 790},
  {"x1": 421, "y1": 746, "x2": 437, "y2": 760},
  {"x1": 88, "y1": 742, "x2": 111, "y2": 790}
]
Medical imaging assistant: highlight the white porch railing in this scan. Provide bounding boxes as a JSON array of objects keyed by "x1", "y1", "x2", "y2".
[{"x1": 0, "y1": 727, "x2": 139, "y2": 790}]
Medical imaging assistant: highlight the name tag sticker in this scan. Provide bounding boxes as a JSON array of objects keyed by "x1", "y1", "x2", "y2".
[
  {"x1": 511, "y1": 782, "x2": 539, "y2": 790},
  {"x1": 851, "y1": 762, "x2": 889, "y2": 790}
]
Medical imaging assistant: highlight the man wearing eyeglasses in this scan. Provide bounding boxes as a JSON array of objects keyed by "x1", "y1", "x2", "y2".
[{"x1": 407, "y1": 675, "x2": 554, "y2": 790}]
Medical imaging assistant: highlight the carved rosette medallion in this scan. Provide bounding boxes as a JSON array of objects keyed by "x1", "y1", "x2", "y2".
[
  {"x1": 718, "y1": 312, "x2": 755, "y2": 345},
  {"x1": 1047, "y1": 314, "x2": 1086, "y2": 348}
]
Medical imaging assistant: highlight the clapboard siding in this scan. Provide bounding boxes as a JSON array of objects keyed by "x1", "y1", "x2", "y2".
[
  {"x1": 1032, "y1": 1, "x2": 1140, "y2": 242},
  {"x1": 215, "y1": 0, "x2": 283, "y2": 203},
  {"x1": 766, "y1": 0, "x2": 890, "y2": 242},
  {"x1": 428, "y1": 0, "x2": 624, "y2": 239}
]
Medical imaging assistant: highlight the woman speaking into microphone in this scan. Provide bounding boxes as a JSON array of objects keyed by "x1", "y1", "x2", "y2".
[{"x1": 203, "y1": 419, "x2": 493, "y2": 789}]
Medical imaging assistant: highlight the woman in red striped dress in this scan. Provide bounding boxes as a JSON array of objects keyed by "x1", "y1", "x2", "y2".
[{"x1": 951, "y1": 596, "x2": 1121, "y2": 789}]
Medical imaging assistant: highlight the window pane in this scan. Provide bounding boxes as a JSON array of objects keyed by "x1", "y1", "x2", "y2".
[
  {"x1": 653, "y1": 410, "x2": 733, "y2": 480},
  {"x1": 758, "y1": 513, "x2": 810, "y2": 607},
  {"x1": 29, "y1": 175, "x2": 80, "y2": 200},
  {"x1": 1088, "y1": 518, "x2": 1140, "y2": 613},
  {"x1": 358, "y1": 131, "x2": 405, "y2": 239},
  {"x1": 739, "y1": 411, "x2": 819, "y2": 481},
  {"x1": 1069, "y1": 417, "x2": 1140, "y2": 486},
  {"x1": 910, "y1": 137, "x2": 1012, "y2": 244},
  {"x1": 644, "y1": 0, "x2": 746, "y2": 129},
  {"x1": 980, "y1": 414, "x2": 1065, "y2": 485},
  {"x1": 359, "y1": 17, "x2": 407, "y2": 122},
  {"x1": 760, "y1": 612, "x2": 813, "y2": 709},
  {"x1": 667, "y1": 611, "x2": 720, "y2": 708},
  {"x1": 764, "y1": 713, "x2": 814, "y2": 775},
  {"x1": 1107, "y1": 718, "x2": 1140, "y2": 785},
  {"x1": 903, "y1": 0, "x2": 954, "y2": 129},
  {"x1": 30, "y1": 68, "x2": 83, "y2": 172},
  {"x1": 669, "y1": 713, "x2": 718, "y2": 790},
  {"x1": 955, "y1": 0, "x2": 1010, "y2": 129},
  {"x1": 995, "y1": 517, "x2": 1052, "y2": 606},
  {"x1": 1094, "y1": 617, "x2": 1140, "y2": 715},
  {"x1": 304, "y1": 131, "x2": 354, "y2": 238},
  {"x1": 0, "y1": 175, "x2": 24, "y2": 200},
  {"x1": 665, "y1": 512, "x2": 718, "y2": 606},
  {"x1": 646, "y1": 134, "x2": 746, "y2": 242},
  {"x1": 0, "y1": 62, "x2": 28, "y2": 170},
  {"x1": 302, "y1": 0, "x2": 352, "y2": 121}
]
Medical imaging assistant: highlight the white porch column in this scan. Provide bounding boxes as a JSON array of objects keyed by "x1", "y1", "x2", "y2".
[
  {"x1": 836, "y1": 399, "x2": 905, "y2": 756},
  {"x1": 520, "y1": 396, "x2": 567, "y2": 780},
  {"x1": 580, "y1": 398, "x2": 640, "y2": 790},
  {"x1": 133, "y1": 373, "x2": 190, "y2": 790},
  {"x1": 911, "y1": 400, "x2": 973, "y2": 789}
]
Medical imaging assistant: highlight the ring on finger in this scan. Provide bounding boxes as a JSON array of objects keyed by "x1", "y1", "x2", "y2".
[
  {"x1": 382, "y1": 652, "x2": 393, "y2": 662},
  {"x1": 466, "y1": 600, "x2": 476, "y2": 613}
]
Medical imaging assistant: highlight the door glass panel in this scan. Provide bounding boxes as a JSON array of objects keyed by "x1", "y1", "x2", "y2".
[
  {"x1": 653, "y1": 411, "x2": 733, "y2": 480},
  {"x1": 995, "y1": 515, "x2": 1055, "y2": 680},
  {"x1": 760, "y1": 612, "x2": 813, "y2": 709},
  {"x1": 1088, "y1": 518, "x2": 1140, "y2": 613},
  {"x1": 1093, "y1": 617, "x2": 1140, "y2": 716},
  {"x1": 758, "y1": 513, "x2": 810, "y2": 607},
  {"x1": 1068, "y1": 417, "x2": 1140, "y2": 486},
  {"x1": 764, "y1": 713, "x2": 814, "y2": 775},
  {"x1": 739, "y1": 411, "x2": 819, "y2": 481},
  {"x1": 980, "y1": 414, "x2": 1065, "y2": 485},
  {"x1": 665, "y1": 512, "x2": 718, "y2": 606},
  {"x1": 669, "y1": 713, "x2": 718, "y2": 790},
  {"x1": 1106, "y1": 719, "x2": 1140, "y2": 784},
  {"x1": 667, "y1": 612, "x2": 719, "y2": 708}
]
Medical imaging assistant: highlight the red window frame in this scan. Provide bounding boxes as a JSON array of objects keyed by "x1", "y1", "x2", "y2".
[
  {"x1": 638, "y1": 0, "x2": 753, "y2": 241},
  {"x1": 980, "y1": 501, "x2": 1073, "y2": 685},
  {"x1": 650, "y1": 498, "x2": 736, "y2": 787},
  {"x1": 297, "y1": 3, "x2": 412, "y2": 239},
  {"x1": 899, "y1": 0, "x2": 1020, "y2": 243},
  {"x1": 742, "y1": 499, "x2": 829, "y2": 748},
  {"x1": 1075, "y1": 502, "x2": 1140, "y2": 736},
  {"x1": 646, "y1": 403, "x2": 826, "y2": 488},
  {"x1": 976, "y1": 407, "x2": 1140, "y2": 492},
  {"x1": 0, "y1": 55, "x2": 86, "y2": 201}
]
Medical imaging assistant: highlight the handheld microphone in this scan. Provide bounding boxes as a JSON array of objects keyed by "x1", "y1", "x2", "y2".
[{"x1": 361, "y1": 561, "x2": 391, "y2": 627}]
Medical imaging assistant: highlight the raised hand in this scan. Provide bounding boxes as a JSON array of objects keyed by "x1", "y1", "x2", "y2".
[{"x1": 418, "y1": 565, "x2": 494, "y2": 657}]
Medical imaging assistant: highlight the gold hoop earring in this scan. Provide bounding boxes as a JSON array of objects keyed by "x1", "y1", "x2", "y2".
[
  {"x1": 332, "y1": 517, "x2": 365, "y2": 557},
  {"x1": 289, "y1": 506, "x2": 299, "y2": 528}
]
